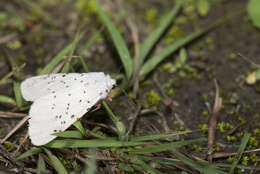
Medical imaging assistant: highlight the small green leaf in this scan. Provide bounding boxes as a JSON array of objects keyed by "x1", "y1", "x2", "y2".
[
  {"x1": 16, "y1": 147, "x2": 42, "y2": 160},
  {"x1": 95, "y1": 0, "x2": 133, "y2": 79},
  {"x1": 248, "y1": 0, "x2": 260, "y2": 28},
  {"x1": 44, "y1": 148, "x2": 68, "y2": 174}
]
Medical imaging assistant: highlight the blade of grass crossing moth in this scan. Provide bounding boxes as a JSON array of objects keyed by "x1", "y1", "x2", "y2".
[
  {"x1": 229, "y1": 132, "x2": 251, "y2": 174},
  {"x1": 171, "y1": 150, "x2": 227, "y2": 174},
  {"x1": 37, "y1": 154, "x2": 46, "y2": 174},
  {"x1": 73, "y1": 120, "x2": 86, "y2": 136},
  {"x1": 77, "y1": 28, "x2": 104, "y2": 73},
  {"x1": 46, "y1": 139, "x2": 150, "y2": 148},
  {"x1": 61, "y1": 33, "x2": 81, "y2": 73},
  {"x1": 95, "y1": 0, "x2": 133, "y2": 79},
  {"x1": 139, "y1": 2, "x2": 182, "y2": 66},
  {"x1": 139, "y1": 15, "x2": 230, "y2": 78},
  {"x1": 40, "y1": 34, "x2": 81, "y2": 75},
  {"x1": 16, "y1": 147, "x2": 42, "y2": 160},
  {"x1": 85, "y1": 148, "x2": 97, "y2": 174},
  {"x1": 0, "y1": 95, "x2": 16, "y2": 106},
  {"x1": 43, "y1": 148, "x2": 68, "y2": 174},
  {"x1": 13, "y1": 81, "x2": 23, "y2": 108}
]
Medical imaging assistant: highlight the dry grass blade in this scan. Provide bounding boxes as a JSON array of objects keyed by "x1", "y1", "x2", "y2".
[
  {"x1": 207, "y1": 80, "x2": 222, "y2": 161},
  {"x1": 0, "y1": 111, "x2": 27, "y2": 118},
  {"x1": 0, "y1": 116, "x2": 29, "y2": 144}
]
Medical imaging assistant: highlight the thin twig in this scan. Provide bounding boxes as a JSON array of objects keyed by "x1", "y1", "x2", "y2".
[
  {"x1": 14, "y1": 132, "x2": 29, "y2": 155},
  {"x1": 207, "y1": 80, "x2": 222, "y2": 162},
  {"x1": 0, "y1": 63, "x2": 26, "y2": 85},
  {"x1": 126, "y1": 104, "x2": 141, "y2": 136},
  {"x1": 0, "y1": 116, "x2": 29, "y2": 144}
]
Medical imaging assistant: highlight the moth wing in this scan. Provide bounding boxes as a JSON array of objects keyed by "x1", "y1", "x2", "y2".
[
  {"x1": 21, "y1": 72, "x2": 107, "y2": 101},
  {"x1": 28, "y1": 78, "x2": 112, "y2": 146}
]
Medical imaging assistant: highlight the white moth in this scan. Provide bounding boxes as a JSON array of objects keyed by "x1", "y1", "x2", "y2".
[{"x1": 21, "y1": 72, "x2": 116, "y2": 146}]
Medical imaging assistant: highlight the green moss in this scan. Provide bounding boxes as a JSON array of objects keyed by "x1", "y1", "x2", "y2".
[
  {"x1": 201, "y1": 93, "x2": 208, "y2": 101},
  {"x1": 164, "y1": 25, "x2": 184, "y2": 45},
  {"x1": 227, "y1": 156, "x2": 235, "y2": 163},
  {"x1": 202, "y1": 110, "x2": 209, "y2": 116},
  {"x1": 253, "y1": 113, "x2": 259, "y2": 120},
  {"x1": 227, "y1": 52, "x2": 237, "y2": 60},
  {"x1": 145, "y1": 8, "x2": 158, "y2": 23},
  {"x1": 241, "y1": 156, "x2": 249, "y2": 166},
  {"x1": 250, "y1": 154, "x2": 259, "y2": 163},
  {"x1": 248, "y1": 137, "x2": 259, "y2": 148},
  {"x1": 146, "y1": 90, "x2": 162, "y2": 106},
  {"x1": 4, "y1": 141, "x2": 13, "y2": 150},
  {"x1": 226, "y1": 135, "x2": 237, "y2": 142},
  {"x1": 7, "y1": 40, "x2": 22, "y2": 50},
  {"x1": 190, "y1": 144, "x2": 202, "y2": 152},
  {"x1": 179, "y1": 126, "x2": 185, "y2": 131},
  {"x1": 59, "y1": 157, "x2": 74, "y2": 169},
  {"x1": 173, "y1": 120, "x2": 179, "y2": 126},
  {"x1": 214, "y1": 146, "x2": 221, "y2": 152},
  {"x1": 74, "y1": 0, "x2": 98, "y2": 24},
  {"x1": 253, "y1": 128, "x2": 260, "y2": 137},
  {"x1": 218, "y1": 122, "x2": 234, "y2": 134},
  {"x1": 198, "y1": 124, "x2": 208, "y2": 134},
  {"x1": 167, "y1": 89, "x2": 175, "y2": 97},
  {"x1": 238, "y1": 116, "x2": 246, "y2": 124}
]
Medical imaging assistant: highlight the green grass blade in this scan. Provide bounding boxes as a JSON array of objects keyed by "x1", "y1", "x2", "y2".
[
  {"x1": 132, "y1": 158, "x2": 164, "y2": 174},
  {"x1": 95, "y1": 0, "x2": 133, "y2": 79},
  {"x1": 77, "y1": 29, "x2": 104, "y2": 73},
  {"x1": 130, "y1": 131, "x2": 191, "y2": 141},
  {"x1": 126, "y1": 138, "x2": 206, "y2": 154},
  {"x1": 139, "y1": 2, "x2": 182, "y2": 66},
  {"x1": 16, "y1": 147, "x2": 42, "y2": 160},
  {"x1": 229, "y1": 132, "x2": 251, "y2": 174},
  {"x1": 44, "y1": 148, "x2": 68, "y2": 174},
  {"x1": 46, "y1": 139, "x2": 150, "y2": 148},
  {"x1": 139, "y1": 14, "x2": 231, "y2": 78},
  {"x1": 61, "y1": 33, "x2": 80, "y2": 73},
  {"x1": 0, "y1": 95, "x2": 16, "y2": 106},
  {"x1": 13, "y1": 81, "x2": 23, "y2": 108},
  {"x1": 73, "y1": 121, "x2": 86, "y2": 136},
  {"x1": 171, "y1": 150, "x2": 227, "y2": 174},
  {"x1": 40, "y1": 35, "x2": 81, "y2": 75},
  {"x1": 53, "y1": 130, "x2": 83, "y2": 138},
  {"x1": 37, "y1": 154, "x2": 46, "y2": 174},
  {"x1": 85, "y1": 148, "x2": 97, "y2": 174}
]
